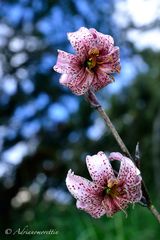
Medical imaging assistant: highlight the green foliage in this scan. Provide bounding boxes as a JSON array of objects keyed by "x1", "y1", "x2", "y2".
[{"x1": 10, "y1": 202, "x2": 160, "y2": 240}]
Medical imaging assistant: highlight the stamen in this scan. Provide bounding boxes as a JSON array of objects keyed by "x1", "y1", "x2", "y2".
[
  {"x1": 114, "y1": 198, "x2": 128, "y2": 218},
  {"x1": 88, "y1": 48, "x2": 99, "y2": 56},
  {"x1": 107, "y1": 179, "x2": 118, "y2": 188},
  {"x1": 85, "y1": 48, "x2": 99, "y2": 71}
]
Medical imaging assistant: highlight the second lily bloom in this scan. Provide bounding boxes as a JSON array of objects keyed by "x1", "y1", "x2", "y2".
[{"x1": 66, "y1": 151, "x2": 142, "y2": 218}]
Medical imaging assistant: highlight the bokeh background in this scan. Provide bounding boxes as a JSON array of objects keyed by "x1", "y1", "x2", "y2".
[{"x1": 0, "y1": 0, "x2": 160, "y2": 239}]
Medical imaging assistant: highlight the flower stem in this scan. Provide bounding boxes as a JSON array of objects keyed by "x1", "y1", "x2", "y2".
[
  {"x1": 85, "y1": 90, "x2": 131, "y2": 158},
  {"x1": 149, "y1": 205, "x2": 160, "y2": 224},
  {"x1": 84, "y1": 90, "x2": 160, "y2": 224}
]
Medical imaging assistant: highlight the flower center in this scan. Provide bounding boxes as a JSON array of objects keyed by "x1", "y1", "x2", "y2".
[
  {"x1": 85, "y1": 48, "x2": 99, "y2": 71},
  {"x1": 104, "y1": 179, "x2": 120, "y2": 198}
]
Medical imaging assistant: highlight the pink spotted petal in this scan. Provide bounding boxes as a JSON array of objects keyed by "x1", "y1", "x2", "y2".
[
  {"x1": 86, "y1": 151, "x2": 115, "y2": 186},
  {"x1": 66, "y1": 169, "x2": 101, "y2": 203},
  {"x1": 98, "y1": 61, "x2": 121, "y2": 75},
  {"x1": 67, "y1": 27, "x2": 94, "y2": 61},
  {"x1": 91, "y1": 69, "x2": 113, "y2": 92},
  {"x1": 59, "y1": 69, "x2": 94, "y2": 95},
  {"x1": 108, "y1": 46, "x2": 120, "y2": 63},
  {"x1": 98, "y1": 49, "x2": 120, "y2": 74},
  {"x1": 99, "y1": 65, "x2": 117, "y2": 75},
  {"x1": 103, "y1": 195, "x2": 131, "y2": 217},
  {"x1": 109, "y1": 152, "x2": 141, "y2": 186},
  {"x1": 109, "y1": 152, "x2": 123, "y2": 161},
  {"x1": 113, "y1": 197, "x2": 129, "y2": 212},
  {"x1": 89, "y1": 28, "x2": 114, "y2": 53},
  {"x1": 59, "y1": 74, "x2": 69, "y2": 85},
  {"x1": 125, "y1": 181, "x2": 142, "y2": 202},
  {"x1": 76, "y1": 199, "x2": 106, "y2": 218},
  {"x1": 102, "y1": 197, "x2": 115, "y2": 216},
  {"x1": 60, "y1": 68, "x2": 86, "y2": 86},
  {"x1": 53, "y1": 50, "x2": 81, "y2": 74},
  {"x1": 102, "y1": 196, "x2": 126, "y2": 217},
  {"x1": 68, "y1": 69, "x2": 94, "y2": 95}
]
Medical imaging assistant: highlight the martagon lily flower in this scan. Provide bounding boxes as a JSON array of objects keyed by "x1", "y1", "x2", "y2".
[
  {"x1": 53, "y1": 27, "x2": 121, "y2": 95},
  {"x1": 66, "y1": 151, "x2": 142, "y2": 218}
]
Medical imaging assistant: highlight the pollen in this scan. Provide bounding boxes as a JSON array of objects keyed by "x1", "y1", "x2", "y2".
[
  {"x1": 88, "y1": 48, "x2": 99, "y2": 56},
  {"x1": 104, "y1": 179, "x2": 120, "y2": 198},
  {"x1": 85, "y1": 48, "x2": 100, "y2": 71}
]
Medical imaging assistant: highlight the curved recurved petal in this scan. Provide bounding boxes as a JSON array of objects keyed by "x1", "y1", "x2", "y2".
[
  {"x1": 103, "y1": 195, "x2": 129, "y2": 217},
  {"x1": 125, "y1": 181, "x2": 142, "y2": 202},
  {"x1": 108, "y1": 46, "x2": 120, "y2": 62},
  {"x1": 109, "y1": 152, "x2": 141, "y2": 186},
  {"x1": 68, "y1": 69, "x2": 94, "y2": 95},
  {"x1": 86, "y1": 151, "x2": 115, "y2": 185},
  {"x1": 59, "y1": 68, "x2": 94, "y2": 95},
  {"x1": 59, "y1": 74, "x2": 70, "y2": 85},
  {"x1": 91, "y1": 69, "x2": 113, "y2": 92},
  {"x1": 67, "y1": 27, "x2": 94, "y2": 61},
  {"x1": 89, "y1": 28, "x2": 114, "y2": 52},
  {"x1": 97, "y1": 50, "x2": 120, "y2": 75},
  {"x1": 76, "y1": 199, "x2": 106, "y2": 218},
  {"x1": 102, "y1": 196, "x2": 122, "y2": 217},
  {"x1": 98, "y1": 47, "x2": 120, "y2": 68},
  {"x1": 66, "y1": 170, "x2": 100, "y2": 203},
  {"x1": 53, "y1": 50, "x2": 81, "y2": 74}
]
